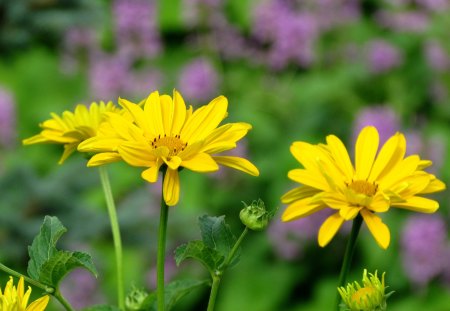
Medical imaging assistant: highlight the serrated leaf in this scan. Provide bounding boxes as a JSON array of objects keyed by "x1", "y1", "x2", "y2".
[
  {"x1": 81, "y1": 305, "x2": 120, "y2": 311},
  {"x1": 174, "y1": 240, "x2": 223, "y2": 275},
  {"x1": 140, "y1": 279, "x2": 208, "y2": 311},
  {"x1": 198, "y1": 215, "x2": 236, "y2": 259},
  {"x1": 27, "y1": 216, "x2": 98, "y2": 288}
]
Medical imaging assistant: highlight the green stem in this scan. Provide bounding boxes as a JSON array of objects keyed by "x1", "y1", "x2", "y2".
[
  {"x1": 53, "y1": 289, "x2": 75, "y2": 311},
  {"x1": 0, "y1": 263, "x2": 54, "y2": 294},
  {"x1": 157, "y1": 170, "x2": 170, "y2": 311},
  {"x1": 206, "y1": 227, "x2": 249, "y2": 311},
  {"x1": 99, "y1": 166, "x2": 125, "y2": 310},
  {"x1": 336, "y1": 215, "x2": 363, "y2": 311}
]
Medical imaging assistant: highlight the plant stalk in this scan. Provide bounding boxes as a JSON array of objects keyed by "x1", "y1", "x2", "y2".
[
  {"x1": 335, "y1": 214, "x2": 363, "y2": 311},
  {"x1": 157, "y1": 169, "x2": 170, "y2": 311},
  {"x1": 99, "y1": 166, "x2": 125, "y2": 310},
  {"x1": 0, "y1": 262, "x2": 54, "y2": 294}
]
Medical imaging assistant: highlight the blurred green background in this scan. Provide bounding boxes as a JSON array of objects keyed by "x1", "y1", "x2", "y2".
[{"x1": 0, "y1": 0, "x2": 449, "y2": 310}]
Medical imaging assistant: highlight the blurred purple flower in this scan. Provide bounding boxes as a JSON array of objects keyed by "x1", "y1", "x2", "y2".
[
  {"x1": 353, "y1": 105, "x2": 400, "y2": 145},
  {"x1": 405, "y1": 130, "x2": 446, "y2": 173},
  {"x1": 376, "y1": 11, "x2": 429, "y2": 33},
  {"x1": 401, "y1": 214, "x2": 448, "y2": 287},
  {"x1": 268, "y1": 209, "x2": 332, "y2": 260},
  {"x1": 113, "y1": 0, "x2": 162, "y2": 60},
  {"x1": 252, "y1": 1, "x2": 319, "y2": 69},
  {"x1": 415, "y1": 0, "x2": 450, "y2": 11},
  {"x1": 178, "y1": 58, "x2": 219, "y2": 103},
  {"x1": 182, "y1": 0, "x2": 222, "y2": 27},
  {"x1": 0, "y1": 87, "x2": 16, "y2": 149},
  {"x1": 366, "y1": 39, "x2": 402, "y2": 73},
  {"x1": 60, "y1": 27, "x2": 97, "y2": 74},
  {"x1": 425, "y1": 40, "x2": 450, "y2": 72},
  {"x1": 60, "y1": 269, "x2": 104, "y2": 309},
  {"x1": 405, "y1": 130, "x2": 423, "y2": 155}
]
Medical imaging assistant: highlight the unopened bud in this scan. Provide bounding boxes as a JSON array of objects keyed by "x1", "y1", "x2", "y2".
[
  {"x1": 125, "y1": 287, "x2": 148, "y2": 311},
  {"x1": 239, "y1": 199, "x2": 270, "y2": 231}
]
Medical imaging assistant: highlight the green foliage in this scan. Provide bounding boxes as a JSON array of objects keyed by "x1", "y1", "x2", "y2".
[
  {"x1": 27, "y1": 216, "x2": 98, "y2": 288},
  {"x1": 175, "y1": 240, "x2": 223, "y2": 276},
  {"x1": 138, "y1": 279, "x2": 208, "y2": 311},
  {"x1": 82, "y1": 305, "x2": 121, "y2": 311}
]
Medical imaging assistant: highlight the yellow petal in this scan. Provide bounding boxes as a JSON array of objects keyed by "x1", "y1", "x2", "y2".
[
  {"x1": 22, "y1": 287, "x2": 32, "y2": 309},
  {"x1": 369, "y1": 133, "x2": 403, "y2": 182},
  {"x1": 322, "y1": 194, "x2": 350, "y2": 210},
  {"x1": 144, "y1": 91, "x2": 165, "y2": 136},
  {"x1": 58, "y1": 143, "x2": 78, "y2": 164},
  {"x1": 181, "y1": 95, "x2": 228, "y2": 143},
  {"x1": 326, "y1": 134, "x2": 354, "y2": 180},
  {"x1": 87, "y1": 152, "x2": 123, "y2": 166},
  {"x1": 25, "y1": 295, "x2": 49, "y2": 311},
  {"x1": 288, "y1": 169, "x2": 329, "y2": 191},
  {"x1": 163, "y1": 156, "x2": 182, "y2": 170},
  {"x1": 318, "y1": 212, "x2": 345, "y2": 247},
  {"x1": 119, "y1": 97, "x2": 153, "y2": 136},
  {"x1": 181, "y1": 153, "x2": 219, "y2": 172},
  {"x1": 160, "y1": 94, "x2": 174, "y2": 135},
  {"x1": 201, "y1": 123, "x2": 251, "y2": 154},
  {"x1": 419, "y1": 177, "x2": 446, "y2": 194},
  {"x1": 22, "y1": 134, "x2": 49, "y2": 145},
  {"x1": 360, "y1": 209, "x2": 390, "y2": 249},
  {"x1": 118, "y1": 142, "x2": 155, "y2": 167},
  {"x1": 378, "y1": 155, "x2": 420, "y2": 189},
  {"x1": 355, "y1": 126, "x2": 379, "y2": 180},
  {"x1": 339, "y1": 206, "x2": 362, "y2": 220},
  {"x1": 213, "y1": 156, "x2": 259, "y2": 176},
  {"x1": 392, "y1": 196, "x2": 439, "y2": 213},
  {"x1": 163, "y1": 169, "x2": 180, "y2": 206},
  {"x1": 171, "y1": 90, "x2": 187, "y2": 134},
  {"x1": 369, "y1": 192, "x2": 390, "y2": 213},
  {"x1": 141, "y1": 162, "x2": 162, "y2": 183},
  {"x1": 281, "y1": 186, "x2": 320, "y2": 204},
  {"x1": 281, "y1": 198, "x2": 324, "y2": 221},
  {"x1": 78, "y1": 137, "x2": 123, "y2": 152}
]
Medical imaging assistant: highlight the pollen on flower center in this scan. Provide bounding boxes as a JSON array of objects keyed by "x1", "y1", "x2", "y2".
[
  {"x1": 351, "y1": 286, "x2": 376, "y2": 304},
  {"x1": 348, "y1": 180, "x2": 378, "y2": 196},
  {"x1": 151, "y1": 134, "x2": 187, "y2": 156}
]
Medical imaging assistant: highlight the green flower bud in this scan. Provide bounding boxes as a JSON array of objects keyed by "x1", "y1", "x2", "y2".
[
  {"x1": 239, "y1": 199, "x2": 271, "y2": 231},
  {"x1": 338, "y1": 269, "x2": 394, "y2": 311},
  {"x1": 125, "y1": 287, "x2": 148, "y2": 311}
]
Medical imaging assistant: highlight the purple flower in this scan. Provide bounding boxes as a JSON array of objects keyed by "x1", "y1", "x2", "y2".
[
  {"x1": 366, "y1": 39, "x2": 402, "y2": 73},
  {"x1": 268, "y1": 209, "x2": 332, "y2": 260},
  {"x1": 401, "y1": 214, "x2": 448, "y2": 287},
  {"x1": 178, "y1": 58, "x2": 219, "y2": 103},
  {"x1": 59, "y1": 269, "x2": 105, "y2": 309},
  {"x1": 60, "y1": 27, "x2": 98, "y2": 74},
  {"x1": 0, "y1": 87, "x2": 16, "y2": 149},
  {"x1": 353, "y1": 105, "x2": 400, "y2": 145},
  {"x1": 113, "y1": 0, "x2": 162, "y2": 60},
  {"x1": 415, "y1": 0, "x2": 450, "y2": 11},
  {"x1": 376, "y1": 11, "x2": 429, "y2": 33},
  {"x1": 425, "y1": 40, "x2": 450, "y2": 73},
  {"x1": 405, "y1": 130, "x2": 446, "y2": 173}
]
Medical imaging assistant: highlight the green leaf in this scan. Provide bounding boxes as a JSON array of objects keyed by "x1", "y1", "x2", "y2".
[
  {"x1": 198, "y1": 215, "x2": 236, "y2": 259},
  {"x1": 174, "y1": 240, "x2": 223, "y2": 275},
  {"x1": 140, "y1": 279, "x2": 208, "y2": 311},
  {"x1": 27, "y1": 216, "x2": 98, "y2": 288}
]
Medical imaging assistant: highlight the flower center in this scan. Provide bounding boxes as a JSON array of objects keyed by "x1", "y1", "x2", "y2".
[
  {"x1": 351, "y1": 286, "x2": 376, "y2": 305},
  {"x1": 151, "y1": 134, "x2": 187, "y2": 157},
  {"x1": 348, "y1": 180, "x2": 378, "y2": 196}
]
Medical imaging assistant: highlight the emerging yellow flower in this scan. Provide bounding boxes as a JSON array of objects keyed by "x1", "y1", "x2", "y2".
[
  {"x1": 23, "y1": 102, "x2": 121, "y2": 164},
  {"x1": 281, "y1": 126, "x2": 446, "y2": 249},
  {"x1": 0, "y1": 276, "x2": 49, "y2": 311},
  {"x1": 78, "y1": 90, "x2": 259, "y2": 206},
  {"x1": 338, "y1": 270, "x2": 392, "y2": 311}
]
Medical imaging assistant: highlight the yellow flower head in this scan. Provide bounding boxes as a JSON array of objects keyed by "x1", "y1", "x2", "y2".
[
  {"x1": 281, "y1": 126, "x2": 446, "y2": 249},
  {"x1": 338, "y1": 270, "x2": 391, "y2": 311},
  {"x1": 78, "y1": 90, "x2": 259, "y2": 206},
  {"x1": 23, "y1": 102, "x2": 121, "y2": 164},
  {"x1": 0, "y1": 276, "x2": 49, "y2": 311}
]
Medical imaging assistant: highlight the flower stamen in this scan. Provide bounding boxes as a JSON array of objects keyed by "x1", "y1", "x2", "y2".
[
  {"x1": 348, "y1": 180, "x2": 378, "y2": 196},
  {"x1": 151, "y1": 134, "x2": 187, "y2": 157}
]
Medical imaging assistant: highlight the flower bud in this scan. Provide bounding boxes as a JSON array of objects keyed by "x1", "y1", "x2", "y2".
[
  {"x1": 239, "y1": 199, "x2": 270, "y2": 231},
  {"x1": 125, "y1": 287, "x2": 148, "y2": 311}
]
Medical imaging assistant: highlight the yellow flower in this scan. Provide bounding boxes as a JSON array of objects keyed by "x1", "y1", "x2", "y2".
[
  {"x1": 78, "y1": 90, "x2": 259, "y2": 206},
  {"x1": 338, "y1": 270, "x2": 391, "y2": 311},
  {"x1": 0, "y1": 276, "x2": 49, "y2": 311},
  {"x1": 281, "y1": 126, "x2": 446, "y2": 249},
  {"x1": 23, "y1": 102, "x2": 121, "y2": 164}
]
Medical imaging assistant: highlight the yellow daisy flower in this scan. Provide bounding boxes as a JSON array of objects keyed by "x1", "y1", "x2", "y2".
[
  {"x1": 78, "y1": 90, "x2": 259, "y2": 206},
  {"x1": 23, "y1": 102, "x2": 121, "y2": 164},
  {"x1": 0, "y1": 276, "x2": 49, "y2": 311},
  {"x1": 281, "y1": 126, "x2": 446, "y2": 249}
]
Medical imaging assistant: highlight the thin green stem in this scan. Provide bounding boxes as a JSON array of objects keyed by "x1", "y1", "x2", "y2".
[
  {"x1": 99, "y1": 166, "x2": 125, "y2": 310},
  {"x1": 206, "y1": 276, "x2": 221, "y2": 311},
  {"x1": 157, "y1": 170, "x2": 169, "y2": 311},
  {"x1": 206, "y1": 226, "x2": 249, "y2": 311},
  {"x1": 0, "y1": 263, "x2": 54, "y2": 293},
  {"x1": 336, "y1": 215, "x2": 363, "y2": 311},
  {"x1": 53, "y1": 289, "x2": 75, "y2": 311}
]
